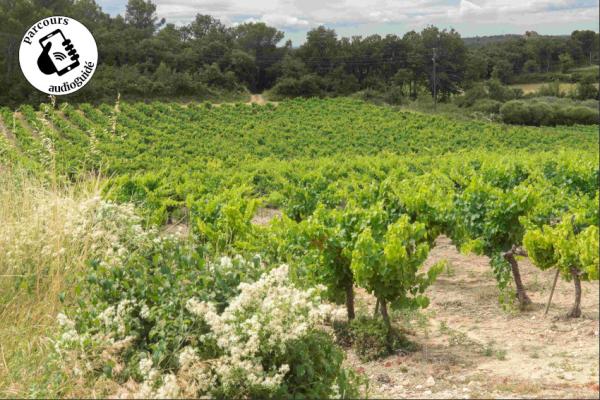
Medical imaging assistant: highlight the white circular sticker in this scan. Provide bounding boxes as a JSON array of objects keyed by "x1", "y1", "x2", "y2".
[{"x1": 19, "y1": 16, "x2": 98, "y2": 95}]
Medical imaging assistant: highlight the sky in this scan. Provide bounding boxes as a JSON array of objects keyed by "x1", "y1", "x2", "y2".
[{"x1": 97, "y1": 0, "x2": 599, "y2": 45}]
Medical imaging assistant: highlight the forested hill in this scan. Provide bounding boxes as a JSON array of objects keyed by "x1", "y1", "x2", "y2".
[
  {"x1": 463, "y1": 33, "x2": 570, "y2": 47},
  {"x1": 1, "y1": 0, "x2": 598, "y2": 106}
]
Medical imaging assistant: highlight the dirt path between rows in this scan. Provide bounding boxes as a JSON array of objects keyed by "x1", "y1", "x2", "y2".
[
  {"x1": 347, "y1": 235, "x2": 599, "y2": 399},
  {"x1": 0, "y1": 113, "x2": 17, "y2": 145},
  {"x1": 13, "y1": 112, "x2": 40, "y2": 139},
  {"x1": 249, "y1": 94, "x2": 267, "y2": 105}
]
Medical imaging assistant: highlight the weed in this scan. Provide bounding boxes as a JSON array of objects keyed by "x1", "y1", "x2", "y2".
[
  {"x1": 495, "y1": 349, "x2": 507, "y2": 360},
  {"x1": 336, "y1": 316, "x2": 418, "y2": 362}
]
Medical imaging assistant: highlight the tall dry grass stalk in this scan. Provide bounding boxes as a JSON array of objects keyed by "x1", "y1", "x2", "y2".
[{"x1": 0, "y1": 167, "x2": 103, "y2": 396}]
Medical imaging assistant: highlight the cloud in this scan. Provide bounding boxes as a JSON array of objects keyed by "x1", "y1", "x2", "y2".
[
  {"x1": 242, "y1": 14, "x2": 310, "y2": 29},
  {"x1": 444, "y1": 0, "x2": 599, "y2": 26},
  {"x1": 97, "y1": 0, "x2": 599, "y2": 39},
  {"x1": 458, "y1": 0, "x2": 483, "y2": 16}
]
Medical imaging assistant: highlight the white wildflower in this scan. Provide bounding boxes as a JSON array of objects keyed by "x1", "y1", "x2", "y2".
[
  {"x1": 138, "y1": 357, "x2": 153, "y2": 378},
  {"x1": 220, "y1": 255, "x2": 233, "y2": 269},
  {"x1": 279, "y1": 364, "x2": 290, "y2": 375},
  {"x1": 98, "y1": 306, "x2": 115, "y2": 327},
  {"x1": 57, "y1": 313, "x2": 75, "y2": 329},
  {"x1": 155, "y1": 374, "x2": 180, "y2": 398},
  {"x1": 140, "y1": 304, "x2": 150, "y2": 319},
  {"x1": 178, "y1": 346, "x2": 198, "y2": 368},
  {"x1": 185, "y1": 298, "x2": 214, "y2": 317}
]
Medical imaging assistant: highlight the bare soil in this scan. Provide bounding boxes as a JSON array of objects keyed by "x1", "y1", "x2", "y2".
[
  {"x1": 509, "y1": 82, "x2": 578, "y2": 95},
  {"x1": 249, "y1": 94, "x2": 267, "y2": 105},
  {"x1": 347, "y1": 236, "x2": 600, "y2": 399},
  {"x1": 251, "y1": 207, "x2": 283, "y2": 226},
  {"x1": 0, "y1": 116, "x2": 16, "y2": 145},
  {"x1": 13, "y1": 112, "x2": 40, "y2": 138}
]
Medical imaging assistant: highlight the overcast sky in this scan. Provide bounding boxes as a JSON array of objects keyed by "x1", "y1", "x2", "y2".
[{"x1": 97, "y1": 0, "x2": 599, "y2": 44}]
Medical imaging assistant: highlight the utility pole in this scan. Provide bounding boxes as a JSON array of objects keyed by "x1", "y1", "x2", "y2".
[{"x1": 432, "y1": 47, "x2": 437, "y2": 111}]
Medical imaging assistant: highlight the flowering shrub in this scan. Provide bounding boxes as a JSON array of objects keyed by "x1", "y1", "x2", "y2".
[
  {"x1": 67, "y1": 248, "x2": 264, "y2": 375},
  {"x1": 56, "y1": 251, "x2": 360, "y2": 398},
  {"x1": 176, "y1": 265, "x2": 359, "y2": 399}
]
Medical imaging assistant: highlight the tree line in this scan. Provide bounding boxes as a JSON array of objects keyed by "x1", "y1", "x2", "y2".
[{"x1": 0, "y1": 0, "x2": 598, "y2": 105}]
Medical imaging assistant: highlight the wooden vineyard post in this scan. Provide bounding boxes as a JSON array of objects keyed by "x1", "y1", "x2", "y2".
[{"x1": 544, "y1": 269, "x2": 560, "y2": 317}]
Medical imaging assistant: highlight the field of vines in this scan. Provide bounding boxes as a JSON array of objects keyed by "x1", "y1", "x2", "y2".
[{"x1": 0, "y1": 98, "x2": 598, "y2": 398}]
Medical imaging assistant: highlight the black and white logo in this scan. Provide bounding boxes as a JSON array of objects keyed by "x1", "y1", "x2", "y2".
[{"x1": 19, "y1": 16, "x2": 98, "y2": 95}]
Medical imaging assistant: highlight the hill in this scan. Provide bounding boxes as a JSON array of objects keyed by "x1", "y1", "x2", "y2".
[{"x1": 1, "y1": 98, "x2": 597, "y2": 176}]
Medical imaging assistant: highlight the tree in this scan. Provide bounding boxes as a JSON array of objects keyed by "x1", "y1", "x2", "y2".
[
  {"x1": 298, "y1": 26, "x2": 340, "y2": 76},
  {"x1": 391, "y1": 69, "x2": 412, "y2": 96},
  {"x1": 420, "y1": 26, "x2": 466, "y2": 100},
  {"x1": 523, "y1": 59, "x2": 538, "y2": 73},
  {"x1": 559, "y1": 52, "x2": 574, "y2": 73},
  {"x1": 571, "y1": 30, "x2": 598, "y2": 65},
  {"x1": 234, "y1": 22, "x2": 285, "y2": 91},
  {"x1": 230, "y1": 49, "x2": 257, "y2": 89},
  {"x1": 184, "y1": 14, "x2": 229, "y2": 40},
  {"x1": 402, "y1": 31, "x2": 425, "y2": 99},
  {"x1": 574, "y1": 75, "x2": 599, "y2": 100},
  {"x1": 279, "y1": 55, "x2": 309, "y2": 79},
  {"x1": 125, "y1": 0, "x2": 164, "y2": 32},
  {"x1": 530, "y1": 36, "x2": 563, "y2": 72},
  {"x1": 491, "y1": 59, "x2": 513, "y2": 83},
  {"x1": 465, "y1": 51, "x2": 489, "y2": 82}
]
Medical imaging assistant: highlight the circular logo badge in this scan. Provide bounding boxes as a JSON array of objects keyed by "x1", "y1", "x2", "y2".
[{"x1": 19, "y1": 16, "x2": 98, "y2": 95}]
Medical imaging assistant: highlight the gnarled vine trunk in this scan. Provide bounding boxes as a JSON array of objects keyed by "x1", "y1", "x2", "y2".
[
  {"x1": 503, "y1": 247, "x2": 532, "y2": 308},
  {"x1": 373, "y1": 298, "x2": 380, "y2": 317},
  {"x1": 567, "y1": 267, "x2": 582, "y2": 318},
  {"x1": 345, "y1": 280, "x2": 355, "y2": 320},
  {"x1": 379, "y1": 299, "x2": 394, "y2": 350}
]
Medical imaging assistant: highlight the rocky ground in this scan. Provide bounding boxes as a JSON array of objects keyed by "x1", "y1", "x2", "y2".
[{"x1": 346, "y1": 236, "x2": 600, "y2": 399}]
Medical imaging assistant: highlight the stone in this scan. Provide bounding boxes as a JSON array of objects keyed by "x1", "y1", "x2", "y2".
[
  {"x1": 426, "y1": 376, "x2": 436, "y2": 387},
  {"x1": 376, "y1": 373, "x2": 392, "y2": 384},
  {"x1": 563, "y1": 372, "x2": 574, "y2": 381}
]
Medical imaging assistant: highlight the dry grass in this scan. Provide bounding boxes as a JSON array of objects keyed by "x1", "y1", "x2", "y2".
[
  {"x1": 0, "y1": 167, "x2": 102, "y2": 397},
  {"x1": 509, "y1": 82, "x2": 577, "y2": 95},
  {"x1": 509, "y1": 82, "x2": 600, "y2": 95}
]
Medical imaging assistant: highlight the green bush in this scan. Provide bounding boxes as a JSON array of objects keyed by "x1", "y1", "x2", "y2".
[
  {"x1": 537, "y1": 81, "x2": 563, "y2": 97},
  {"x1": 510, "y1": 72, "x2": 572, "y2": 84},
  {"x1": 56, "y1": 241, "x2": 360, "y2": 398},
  {"x1": 499, "y1": 100, "x2": 530, "y2": 125},
  {"x1": 487, "y1": 79, "x2": 521, "y2": 102},
  {"x1": 272, "y1": 331, "x2": 361, "y2": 399},
  {"x1": 456, "y1": 83, "x2": 487, "y2": 107},
  {"x1": 73, "y1": 247, "x2": 263, "y2": 374},
  {"x1": 573, "y1": 76, "x2": 599, "y2": 100},
  {"x1": 384, "y1": 86, "x2": 406, "y2": 105},
  {"x1": 271, "y1": 75, "x2": 325, "y2": 98},
  {"x1": 571, "y1": 68, "x2": 600, "y2": 84},
  {"x1": 559, "y1": 106, "x2": 599, "y2": 125},
  {"x1": 500, "y1": 99, "x2": 599, "y2": 126},
  {"x1": 352, "y1": 88, "x2": 387, "y2": 104},
  {"x1": 528, "y1": 101, "x2": 554, "y2": 126}
]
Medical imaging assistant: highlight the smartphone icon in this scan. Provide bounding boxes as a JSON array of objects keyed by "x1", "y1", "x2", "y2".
[{"x1": 39, "y1": 29, "x2": 80, "y2": 76}]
